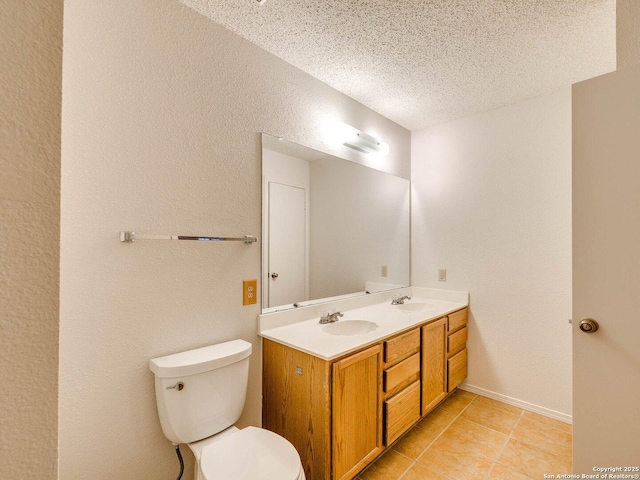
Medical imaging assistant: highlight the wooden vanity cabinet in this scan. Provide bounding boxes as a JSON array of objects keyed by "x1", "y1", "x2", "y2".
[{"x1": 262, "y1": 306, "x2": 469, "y2": 480}]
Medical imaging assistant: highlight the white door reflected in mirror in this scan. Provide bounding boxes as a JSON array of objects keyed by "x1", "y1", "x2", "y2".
[{"x1": 266, "y1": 181, "x2": 307, "y2": 308}]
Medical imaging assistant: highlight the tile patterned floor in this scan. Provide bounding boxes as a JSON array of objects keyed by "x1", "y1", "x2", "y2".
[{"x1": 357, "y1": 390, "x2": 572, "y2": 480}]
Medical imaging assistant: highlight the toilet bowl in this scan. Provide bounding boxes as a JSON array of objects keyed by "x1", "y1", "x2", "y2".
[
  {"x1": 190, "y1": 426, "x2": 305, "y2": 480},
  {"x1": 150, "y1": 339, "x2": 305, "y2": 480}
]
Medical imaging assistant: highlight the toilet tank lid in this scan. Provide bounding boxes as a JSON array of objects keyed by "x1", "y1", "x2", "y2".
[{"x1": 149, "y1": 339, "x2": 252, "y2": 378}]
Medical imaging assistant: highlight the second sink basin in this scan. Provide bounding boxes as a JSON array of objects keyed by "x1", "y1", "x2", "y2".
[
  {"x1": 322, "y1": 320, "x2": 378, "y2": 336},
  {"x1": 395, "y1": 302, "x2": 433, "y2": 313}
]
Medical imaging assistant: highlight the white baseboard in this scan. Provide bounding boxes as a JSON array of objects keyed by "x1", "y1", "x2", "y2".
[{"x1": 458, "y1": 383, "x2": 573, "y2": 425}]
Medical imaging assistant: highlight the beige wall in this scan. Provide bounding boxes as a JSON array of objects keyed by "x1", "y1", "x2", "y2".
[
  {"x1": 0, "y1": 0, "x2": 62, "y2": 478},
  {"x1": 411, "y1": 89, "x2": 573, "y2": 419},
  {"x1": 59, "y1": 1, "x2": 410, "y2": 478},
  {"x1": 617, "y1": 0, "x2": 640, "y2": 69}
]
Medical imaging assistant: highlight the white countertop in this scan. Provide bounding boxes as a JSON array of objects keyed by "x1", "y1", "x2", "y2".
[{"x1": 260, "y1": 292, "x2": 468, "y2": 360}]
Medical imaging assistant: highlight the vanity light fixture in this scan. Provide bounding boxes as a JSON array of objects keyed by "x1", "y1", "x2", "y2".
[{"x1": 337, "y1": 122, "x2": 389, "y2": 156}]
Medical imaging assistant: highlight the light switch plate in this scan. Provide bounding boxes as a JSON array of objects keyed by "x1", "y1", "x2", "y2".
[{"x1": 438, "y1": 269, "x2": 447, "y2": 282}]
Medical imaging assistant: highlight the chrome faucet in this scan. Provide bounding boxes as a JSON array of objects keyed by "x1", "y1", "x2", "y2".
[
  {"x1": 319, "y1": 311, "x2": 344, "y2": 324},
  {"x1": 391, "y1": 295, "x2": 412, "y2": 305}
]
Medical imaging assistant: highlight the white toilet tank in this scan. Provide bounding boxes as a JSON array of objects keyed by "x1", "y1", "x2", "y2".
[{"x1": 149, "y1": 339, "x2": 252, "y2": 444}]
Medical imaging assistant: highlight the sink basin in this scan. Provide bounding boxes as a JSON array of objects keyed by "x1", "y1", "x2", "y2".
[
  {"x1": 322, "y1": 320, "x2": 378, "y2": 336},
  {"x1": 395, "y1": 302, "x2": 433, "y2": 313}
]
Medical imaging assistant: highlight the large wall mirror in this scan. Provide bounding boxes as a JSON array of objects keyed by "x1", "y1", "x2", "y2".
[{"x1": 261, "y1": 133, "x2": 410, "y2": 313}]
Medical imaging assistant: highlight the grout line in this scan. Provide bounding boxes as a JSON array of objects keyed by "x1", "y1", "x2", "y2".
[
  {"x1": 521, "y1": 411, "x2": 574, "y2": 436},
  {"x1": 405, "y1": 395, "x2": 478, "y2": 479},
  {"x1": 395, "y1": 461, "x2": 413, "y2": 480},
  {"x1": 509, "y1": 431, "x2": 573, "y2": 462},
  {"x1": 508, "y1": 407, "x2": 525, "y2": 436},
  {"x1": 510, "y1": 409, "x2": 574, "y2": 463},
  {"x1": 391, "y1": 450, "x2": 416, "y2": 480},
  {"x1": 432, "y1": 393, "x2": 531, "y2": 480},
  {"x1": 484, "y1": 409, "x2": 537, "y2": 480},
  {"x1": 453, "y1": 395, "x2": 523, "y2": 437},
  {"x1": 395, "y1": 394, "x2": 479, "y2": 480},
  {"x1": 482, "y1": 411, "x2": 519, "y2": 480}
]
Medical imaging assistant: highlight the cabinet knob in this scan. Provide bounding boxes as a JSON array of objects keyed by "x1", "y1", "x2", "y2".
[
  {"x1": 271, "y1": 272, "x2": 279, "y2": 279},
  {"x1": 579, "y1": 318, "x2": 599, "y2": 333}
]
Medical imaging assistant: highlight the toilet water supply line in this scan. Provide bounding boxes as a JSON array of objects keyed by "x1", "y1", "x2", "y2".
[{"x1": 173, "y1": 443, "x2": 184, "y2": 480}]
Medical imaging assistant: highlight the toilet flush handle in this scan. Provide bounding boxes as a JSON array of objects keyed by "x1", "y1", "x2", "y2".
[{"x1": 166, "y1": 381, "x2": 184, "y2": 391}]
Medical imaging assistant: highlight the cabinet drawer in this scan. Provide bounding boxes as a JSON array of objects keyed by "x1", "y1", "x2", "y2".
[
  {"x1": 447, "y1": 326, "x2": 468, "y2": 357},
  {"x1": 383, "y1": 353, "x2": 420, "y2": 393},
  {"x1": 447, "y1": 348, "x2": 468, "y2": 392},
  {"x1": 447, "y1": 308, "x2": 468, "y2": 333},
  {"x1": 384, "y1": 328, "x2": 420, "y2": 366},
  {"x1": 384, "y1": 381, "x2": 421, "y2": 445}
]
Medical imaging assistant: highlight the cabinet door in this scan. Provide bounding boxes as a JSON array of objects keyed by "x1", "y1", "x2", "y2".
[
  {"x1": 421, "y1": 318, "x2": 447, "y2": 415},
  {"x1": 332, "y1": 345, "x2": 383, "y2": 480},
  {"x1": 262, "y1": 339, "x2": 332, "y2": 480}
]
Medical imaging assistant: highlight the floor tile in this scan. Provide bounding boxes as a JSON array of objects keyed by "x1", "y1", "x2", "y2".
[
  {"x1": 392, "y1": 421, "x2": 440, "y2": 459},
  {"x1": 359, "y1": 450, "x2": 413, "y2": 480},
  {"x1": 392, "y1": 407, "x2": 456, "y2": 459},
  {"x1": 400, "y1": 462, "x2": 448, "y2": 480},
  {"x1": 470, "y1": 395, "x2": 523, "y2": 416},
  {"x1": 461, "y1": 401, "x2": 521, "y2": 435},
  {"x1": 488, "y1": 462, "x2": 534, "y2": 479},
  {"x1": 415, "y1": 406, "x2": 457, "y2": 434},
  {"x1": 433, "y1": 392, "x2": 474, "y2": 415},
  {"x1": 498, "y1": 438, "x2": 572, "y2": 476},
  {"x1": 522, "y1": 411, "x2": 572, "y2": 434},
  {"x1": 418, "y1": 436, "x2": 493, "y2": 480},
  {"x1": 451, "y1": 389, "x2": 477, "y2": 401},
  {"x1": 438, "y1": 416, "x2": 508, "y2": 460},
  {"x1": 512, "y1": 416, "x2": 572, "y2": 457}
]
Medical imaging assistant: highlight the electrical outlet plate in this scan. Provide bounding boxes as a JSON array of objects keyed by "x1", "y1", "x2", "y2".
[
  {"x1": 438, "y1": 269, "x2": 447, "y2": 282},
  {"x1": 381, "y1": 265, "x2": 388, "y2": 277},
  {"x1": 243, "y1": 279, "x2": 257, "y2": 305}
]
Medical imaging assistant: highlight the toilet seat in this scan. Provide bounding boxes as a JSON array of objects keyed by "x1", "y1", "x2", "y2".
[{"x1": 198, "y1": 426, "x2": 305, "y2": 480}]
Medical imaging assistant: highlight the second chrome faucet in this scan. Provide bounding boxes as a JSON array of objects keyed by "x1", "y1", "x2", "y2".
[
  {"x1": 391, "y1": 295, "x2": 412, "y2": 305},
  {"x1": 319, "y1": 310, "x2": 344, "y2": 324}
]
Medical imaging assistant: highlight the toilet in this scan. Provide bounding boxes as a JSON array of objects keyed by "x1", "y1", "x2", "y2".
[{"x1": 150, "y1": 339, "x2": 305, "y2": 480}]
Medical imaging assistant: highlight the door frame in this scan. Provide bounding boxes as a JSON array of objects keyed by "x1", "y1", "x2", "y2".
[{"x1": 261, "y1": 176, "x2": 310, "y2": 309}]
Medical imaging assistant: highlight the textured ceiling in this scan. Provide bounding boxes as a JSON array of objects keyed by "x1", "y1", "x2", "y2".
[{"x1": 181, "y1": 0, "x2": 616, "y2": 131}]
